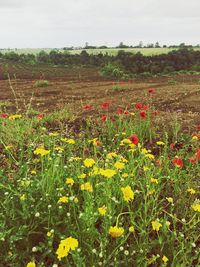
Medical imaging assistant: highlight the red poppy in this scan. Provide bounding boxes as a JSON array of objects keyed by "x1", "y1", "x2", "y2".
[
  {"x1": 156, "y1": 159, "x2": 162, "y2": 167},
  {"x1": 117, "y1": 108, "x2": 124, "y2": 115},
  {"x1": 83, "y1": 104, "x2": 92, "y2": 110},
  {"x1": 189, "y1": 157, "x2": 197, "y2": 164},
  {"x1": 38, "y1": 114, "x2": 44, "y2": 120},
  {"x1": 139, "y1": 111, "x2": 146, "y2": 118},
  {"x1": 101, "y1": 102, "x2": 110, "y2": 109},
  {"x1": 192, "y1": 133, "x2": 200, "y2": 140},
  {"x1": 1, "y1": 113, "x2": 7, "y2": 118},
  {"x1": 148, "y1": 88, "x2": 155, "y2": 93},
  {"x1": 170, "y1": 143, "x2": 175, "y2": 150},
  {"x1": 197, "y1": 125, "x2": 200, "y2": 131},
  {"x1": 135, "y1": 103, "x2": 143, "y2": 110},
  {"x1": 101, "y1": 115, "x2": 107, "y2": 122},
  {"x1": 196, "y1": 149, "x2": 200, "y2": 159},
  {"x1": 124, "y1": 111, "x2": 130, "y2": 115},
  {"x1": 129, "y1": 134, "x2": 139, "y2": 145},
  {"x1": 172, "y1": 157, "x2": 183, "y2": 168},
  {"x1": 143, "y1": 105, "x2": 148, "y2": 111}
]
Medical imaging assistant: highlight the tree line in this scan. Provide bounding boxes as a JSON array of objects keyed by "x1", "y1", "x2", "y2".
[{"x1": 0, "y1": 48, "x2": 200, "y2": 76}]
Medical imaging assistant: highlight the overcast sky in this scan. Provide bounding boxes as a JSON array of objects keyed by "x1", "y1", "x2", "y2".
[{"x1": 0, "y1": 0, "x2": 199, "y2": 48}]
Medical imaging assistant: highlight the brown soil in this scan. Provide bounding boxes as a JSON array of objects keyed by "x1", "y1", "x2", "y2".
[{"x1": 0, "y1": 60, "x2": 199, "y2": 130}]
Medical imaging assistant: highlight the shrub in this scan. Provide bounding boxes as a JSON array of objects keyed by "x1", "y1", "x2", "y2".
[{"x1": 35, "y1": 80, "x2": 49, "y2": 87}]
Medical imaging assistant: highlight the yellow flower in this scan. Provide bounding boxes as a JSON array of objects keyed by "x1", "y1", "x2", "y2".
[
  {"x1": 120, "y1": 138, "x2": 132, "y2": 146},
  {"x1": 147, "y1": 189, "x2": 155, "y2": 196},
  {"x1": 162, "y1": 255, "x2": 169, "y2": 263},
  {"x1": 166, "y1": 197, "x2": 173, "y2": 203},
  {"x1": 143, "y1": 166, "x2": 150, "y2": 172},
  {"x1": 74, "y1": 197, "x2": 78, "y2": 203},
  {"x1": 80, "y1": 182, "x2": 93, "y2": 192},
  {"x1": 100, "y1": 169, "x2": 116, "y2": 178},
  {"x1": 26, "y1": 262, "x2": 36, "y2": 267},
  {"x1": 34, "y1": 147, "x2": 50, "y2": 156},
  {"x1": 191, "y1": 203, "x2": 200, "y2": 212},
  {"x1": 88, "y1": 138, "x2": 100, "y2": 146},
  {"x1": 31, "y1": 170, "x2": 36, "y2": 175},
  {"x1": 145, "y1": 153, "x2": 155, "y2": 160},
  {"x1": 141, "y1": 148, "x2": 148, "y2": 154},
  {"x1": 151, "y1": 220, "x2": 162, "y2": 232},
  {"x1": 49, "y1": 132, "x2": 59, "y2": 137},
  {"x1": 187, "y1": 188, "x2": 196, "y2": 195},
  {"x1": 150, "y1": 177, "x2": 158, "y2": 184},
  {"x1": 47, "y1": 231, "x2": 52, "y2": 237},
  {"x1": 56, "y1": 236, "x2": 78, "y2": 261},
  {"x1": 66, "y1": 178, "x2": 74, "y2": 186},
  {"x1": 122, "y1": 173, "x2": 128, "y2": 178},
  {"x1": 121, "y1": 186, "x2": 134, "y2": 202},
  {"x1": 129, "y1": 226, "x2": 135, "y2": 233},
  {"x1": 9, "y1": 114, "x2": 22, "y2": 120},
  {"x1": 114, "y1": 161, "x2": 125, "y2": 170},
  {"x1": 192, "y1": 135, "x2": 198, "y2": 140},
  {"x1": 61, "y1": 138, "x2": 75, "y2": 144},
  {"x1": 54, "y1": 146, "x2": 64, "y2": 152},
  {"x1": 107, "y1": 152, "x2": 117, "y2": 159},
  {"x1": 98, "y1": 205, "x2": 107, "y2": 216},
  {"x1": 20, "y1": 194, "x2": 26, "y2": 201},
  {"x1": 109, "y1": 226, "x2": 124, "y2": 238},
  {"x1": 83, "y1": 158, "x2": 95, "y2": 168},
  {"x1": 58, "y1": 196, "x2": 68, "y2": 204},
  {"x1": 156, "y1": 141, "x2": 165, "y2": 146},
  {"x1": 78, "y1": 173, "x2": 86, "y2": 179}
]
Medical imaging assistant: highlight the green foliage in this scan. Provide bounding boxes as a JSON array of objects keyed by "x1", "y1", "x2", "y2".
[
  {"x1": 0, "y1": 104, "x2": 199, "y2": 266},
  {"x1": 35, "y1": 80, "x2": 49, "y2": 87}
]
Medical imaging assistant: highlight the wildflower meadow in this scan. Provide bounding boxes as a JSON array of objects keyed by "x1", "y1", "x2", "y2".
[{"x1": 0, "y1": 89, "x2": 199, "y2": 267}]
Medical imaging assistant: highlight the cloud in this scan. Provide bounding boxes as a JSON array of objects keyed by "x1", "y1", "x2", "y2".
[{"x1": 0, "y1": 0, "x2": 199, "y2": 48}]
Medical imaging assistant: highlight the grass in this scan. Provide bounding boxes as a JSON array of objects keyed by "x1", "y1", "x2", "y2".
[
  {"x1": 0, "y1": 96, "x2": 199, "y2": 266},
  {"x1": 1, "y1": 47, "x2": 200, "y2": 56}
]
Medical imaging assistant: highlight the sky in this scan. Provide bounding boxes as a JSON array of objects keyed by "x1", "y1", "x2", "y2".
[{"x1": 0, "y1": 0, "x2": 199, "y2": 48}]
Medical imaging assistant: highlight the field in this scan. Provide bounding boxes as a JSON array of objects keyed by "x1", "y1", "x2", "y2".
[
  {"x1": 0, "y1": 61, "x2": 200, "y2": 266},
  {"x1": 1, "y1": 47, "x2": 200, "y2": 56}
]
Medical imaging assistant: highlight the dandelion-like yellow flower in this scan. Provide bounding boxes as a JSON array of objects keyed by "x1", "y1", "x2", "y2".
[
  {"x1": 114, "y1": 161, "x2": 125, "y2": 170},
  {"x1": 9, "y1": 114, "x2": 22, "y2": 120},
  {"x1": 187, "y1": 188, "x2": 196, "y2": 195},
  {"x1": 121, "y1": 186, "x2": 134, "y2": 202},
  {"x1": 145, "y1": 154, "x2": 155, "y2": 160},
  {"x1": 156, "y1": 141, "x2": 165, "y2": 146},
  {"x1": 26, "y1": 262, "x2": 36, "y2": 267},
  {"x1": 129, "y1": 226, "x2": 135, "y2": 233},
  {"x1": 58, "y1": 196, "x2": 68, "y2": 204},
  {"x1": 100, "y1": 169, "x2": 116, "y2": 178},
  {"x1": 98, "y1": 205, "x2": 107, "y2": 216},
  {"x1": 65, "y1": 178, "x2": 74, "y2": 186},
  {"x1": 151, "y1": 220, "x2": 162, "y2": 232},
  {"x1": 150, "y1": 177, "x2": 159, "y2": 184},
  {"x1": 162, "y1": 255, "x2": 169, "y2": 263},
  {"x1": 191, "y1": 203, "x2": 200, "y2": 212},
  {"x1": 122, "y1": 173, "x2": 129, "y2": 178},
  {"x1": 56, "y1": 236, "x2": 78, "y2": 261},
  {"x1": 20, "y1": 194, "x2": 26, "y2": 201},
  {"x1": 109, "y1": 226, "x2": 124, "y2": 238},
  {"x1": 166, "y1": 197, "x2": 173, "y2": 203},
  {"x1": 78, "y1": 173, "x2": 86, "y2": 179},
  {"x1": 107, "y1": 152, "x2": 117, "y2": 159},
  {"x1": 80, "y1": 182, "x2": 93, "y2": 192},
  {"x1": 61, "y1": 138, "x2": 75, "y2": 144},
  {"x1": 83, "y1": 158, "x2": 96, "y2": 168},
  {"x1": 34, "y1": 147, "x2": 50, "y2": 156}
]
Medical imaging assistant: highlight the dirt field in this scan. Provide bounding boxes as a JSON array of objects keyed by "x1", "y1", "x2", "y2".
[{"x1": 0, "y1": 60, "x2": 200, "y2": 130}]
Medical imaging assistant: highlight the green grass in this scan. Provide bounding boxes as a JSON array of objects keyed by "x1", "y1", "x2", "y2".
[
  {"x1": 0, "y1": 101, "x2": 199, "y2": 266},
  {"x1": 1, "y1": 47, "x2": 200, "y2": 56}
]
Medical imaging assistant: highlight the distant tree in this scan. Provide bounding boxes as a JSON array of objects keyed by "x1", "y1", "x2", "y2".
[
  {"x1": 37, "y1": 50, "x2": 50, "y2": 63},
  {"x1": 155, "y1": 42, "x2": 160, "y2": 48},
  {"x1": 139, "y1": 41, "x2": 143, "y2": 48}
]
